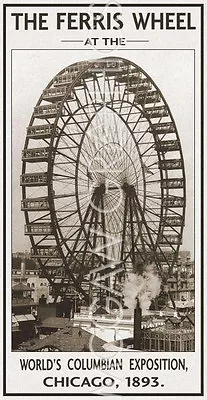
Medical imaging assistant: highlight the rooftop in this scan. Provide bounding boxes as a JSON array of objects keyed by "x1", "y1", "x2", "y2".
[
  {"x1": 93, "y1": 306, "x2": 109, "y2": 315},
  {"x1": 25, "y1": 326, "x2": 106, "y2": 352},
  {"x1": 12, "y1": 282, "x2": 34, "y2": 292},
  {"x1": 37, "y1": 317, "x2": 72, "y2": 329}
]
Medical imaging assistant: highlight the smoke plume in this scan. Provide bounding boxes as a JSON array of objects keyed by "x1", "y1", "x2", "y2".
[{"x1": 122, "y1": 264, "x2": 161, "y2": 314}]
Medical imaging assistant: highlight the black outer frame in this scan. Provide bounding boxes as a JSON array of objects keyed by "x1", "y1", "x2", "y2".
[{"x1": 2, "y1": 2, "x2": 204, "y2": 397}]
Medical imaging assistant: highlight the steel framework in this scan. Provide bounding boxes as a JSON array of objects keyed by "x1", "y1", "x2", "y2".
[{"x1": 21, "y1": 57, "x2": 186, "y2": 304}]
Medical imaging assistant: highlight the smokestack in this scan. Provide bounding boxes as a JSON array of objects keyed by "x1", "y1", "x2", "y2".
[
  {"x1": 134, "y1": 298, "x2": 142, "y2": 350},
  {"x1": 21, "y1": 260, "x2": 25, "y2": 278}
]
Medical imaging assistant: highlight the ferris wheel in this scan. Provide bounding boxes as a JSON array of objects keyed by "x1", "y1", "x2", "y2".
[{"x1": 21, "y1": 56, "x2": 186, "y2": 303}]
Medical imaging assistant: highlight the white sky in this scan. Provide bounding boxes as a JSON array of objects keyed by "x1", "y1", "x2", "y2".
[{"x1": 12, "y1": 49, "x2": 194, "y2": 255}]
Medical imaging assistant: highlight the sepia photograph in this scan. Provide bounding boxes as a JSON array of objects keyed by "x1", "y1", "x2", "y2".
[{"x1": 11, "y1": 51, "x2": 195, "y2": 353}]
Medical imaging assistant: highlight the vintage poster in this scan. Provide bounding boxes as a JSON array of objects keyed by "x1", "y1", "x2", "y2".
[{"x1": 2, "y1": 0, "x2": 205, "y2": 398}]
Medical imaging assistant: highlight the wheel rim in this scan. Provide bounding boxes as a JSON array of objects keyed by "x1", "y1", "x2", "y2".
[{"x1": 21, "y1": 56, "x2": 186, "y2": 301}]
